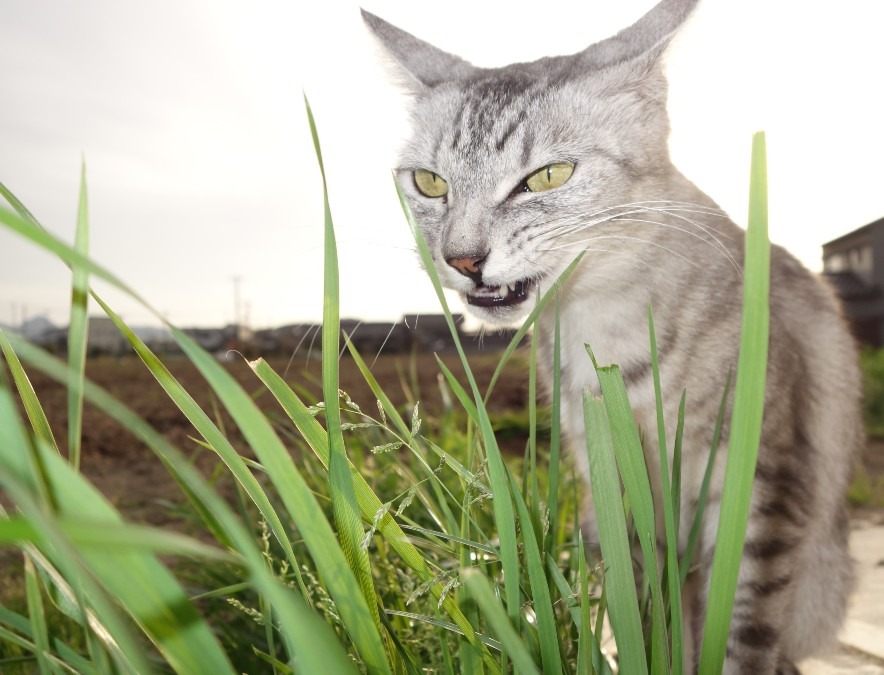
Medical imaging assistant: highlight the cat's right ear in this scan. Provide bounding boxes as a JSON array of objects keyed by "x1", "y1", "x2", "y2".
[{"x1": 361, "y1": 9, "x2": 477, "y2": 92}]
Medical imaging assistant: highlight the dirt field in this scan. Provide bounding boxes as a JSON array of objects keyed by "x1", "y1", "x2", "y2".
[
  {"x1": 5, "y1": 351, "x2": 883, "y2": 527},
  {"x1": 8, "y1": 351, "x2": 530, "y2": 526}
]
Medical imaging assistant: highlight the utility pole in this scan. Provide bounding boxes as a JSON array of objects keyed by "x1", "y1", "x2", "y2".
[{"x1": 232, "y1": 276, "x2": 242, "y2": 341}]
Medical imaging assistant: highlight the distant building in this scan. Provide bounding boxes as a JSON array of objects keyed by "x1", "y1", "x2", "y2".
[
  {"x1": 182, "y1": 326, "x2": 229, "y2": 353},
  {"x1": 823, "y1": 216, "x2": 884, "y2": 346},
  {"x1": 87, "y1": 316, "x2": 129, "y2": 355}
]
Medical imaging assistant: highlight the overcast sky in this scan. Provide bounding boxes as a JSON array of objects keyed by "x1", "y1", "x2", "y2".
[{"x1": 2, "y1": 0, "x2": 883, "y2": 329}]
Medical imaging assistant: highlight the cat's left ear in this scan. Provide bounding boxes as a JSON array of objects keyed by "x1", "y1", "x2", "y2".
[
  {"x1": 362, "y1": 9, "x2": 478, "y2": 92},
  {"x1": 578, "y1": 0, "x2": 699, "y2": 70}
]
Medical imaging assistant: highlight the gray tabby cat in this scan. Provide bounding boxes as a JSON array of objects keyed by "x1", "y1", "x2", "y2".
[{"x1": 363, "y1": 1, "x2": 862, "y2": 672}]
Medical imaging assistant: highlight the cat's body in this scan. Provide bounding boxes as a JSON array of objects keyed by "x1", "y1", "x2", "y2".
[{"x1": 364, "y1": 1, "x2": 862, "y2": 672}]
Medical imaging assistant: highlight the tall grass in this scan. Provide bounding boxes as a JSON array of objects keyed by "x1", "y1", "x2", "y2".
[{"x1": 0, "y1": 112, "x2": 770, "y2": 673}]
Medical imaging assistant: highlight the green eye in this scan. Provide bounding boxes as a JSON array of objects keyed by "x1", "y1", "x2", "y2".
[
  {"x1": 414, "y1": 169, "x2": 449, "y2": 198},
  {"x1": 525, "y1": 162, "x2": 575, "y2": 193}
]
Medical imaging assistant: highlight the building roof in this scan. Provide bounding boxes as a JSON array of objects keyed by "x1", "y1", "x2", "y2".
[{"x1": 823, "y1": 216, "x2": 884, "y2": 249}]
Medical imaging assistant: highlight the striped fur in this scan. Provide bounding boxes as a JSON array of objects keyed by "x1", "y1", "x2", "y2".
[{"x1": 365, "y1": 1, "x2": 862, "y2": 672}]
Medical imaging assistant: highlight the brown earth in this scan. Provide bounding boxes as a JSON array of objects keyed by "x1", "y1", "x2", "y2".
[
  {"x1": 3, "y1": 351, "x2": 883, "y2": 529},
  {"x1": 3, "y1": 351, "x2": 531, "y2": 527}
]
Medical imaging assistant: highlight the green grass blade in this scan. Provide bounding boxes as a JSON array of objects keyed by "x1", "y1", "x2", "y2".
[
  {"x1": 384, "y1": 611, "x2": 502, "y2": 651},
  {"x1": 508, "y1": 475, "x2": 562, "y2": 675},
  {"x1": 548, "y1": 547, "x2": 615, "y2": 674},
  {"x1": 546, "y1": 302, "x2": 563, "y2": 557},
  {"x1": 0, "y1": 389, "x2": 155, "y2": 672},
  {"x1": 20, "y1": 443, "x2": 237, "y2": 674},
  {"x1": 1, "y1": 515, "x2": 231, "y2": 561},
  {"x1": 4, "y1": 333, "x2": 359, "y2": 674},
  {"x1": 23, "y1": 554, "x2": 56, "y2": 675},
  {"x1": 587, "y1": 348, "x2": 668, "y2": 673},
  {"x1": 575, "y1": 537, "x2": 594, "y2": 675},
  {"x1": 305, "y1": 97, "x2": 387, "y2": 668},
  {"x1": 582, "y1": 393, "x2": 647, "y2": 675},
  {"x1": 0, "y1": 331, "x2": 54, "y2": 507},
  {"x1": 526, "y1": 319, "x2": 542, "y2": 535},
  {"x1": 699, "y1": 131, "x2": 771, "y2": 674},
  {"x1": 462, "y1": 571, "x2": 541, "y2": 675},
  {"x1": 166, "y1": 324, "x2": 388, "y2": 674},
  {"x1": 251, "y1": 357, "x2": 499, "y2": 673},
  {"x1": 649, "y1": 306, "x2": 683, "y2": 674},
  {"x1": 0, "y1": 181, "x2": 41, "y2": 225},
  {"x1": 89, "y1": 292, "x2": 307, "y2": 596},
  {"x1": 672, "y1": 390, "x2": 686, "y2": 542},
  {"x1": 0, "y1": 207, "x2": 156, "y2": 314},
  {"x1": 0, "y1": 335, "x2": 58, "y2": 453},
  {"x1": 680, "y1": 374, "x2": 729, "y2": 585},
  {"x1": 481, "y1": 253, "x2": 585, "y2": 405},
  {"x1": 67, "y1": 162, "x2": 89, "y2": 471},
  {"x1": 0, "y1": 604, "x2": 96, "y2": 674},
  {"x1": 394, "y1": 180, "x2": 521, "y2": 632}
]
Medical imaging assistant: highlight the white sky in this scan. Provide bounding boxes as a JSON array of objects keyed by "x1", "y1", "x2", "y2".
[{"x1": 1, "y1": 0, "x2": 882, "y2": 329}]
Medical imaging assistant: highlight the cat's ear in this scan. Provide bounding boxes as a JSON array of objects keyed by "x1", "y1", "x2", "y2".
[
  {"x1": 361, "y1": 9, "x2": 477, "y2": 91},
  {"x1": 579, "y1": 0, "x2": 699, "y2": 70}
]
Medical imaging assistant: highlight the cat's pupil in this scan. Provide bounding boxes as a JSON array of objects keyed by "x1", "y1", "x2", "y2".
[
  {"x1": 524, "y1": 162, "x2": 575, "y2": 193},
  {"x1": 414, "y1": 169, "x2": 449, "y2": 198}
]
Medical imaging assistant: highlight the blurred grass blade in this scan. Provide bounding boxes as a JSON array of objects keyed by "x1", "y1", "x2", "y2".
[
  {"x1": 67, "y1": 162, "x2": 89, "y2": 471},
  {"x1": 0, "y1": 181, "x2": 41, "y2": 225},
  {"x1": 0, "y1": 515, "x2": 230, "y2": 561},
  {"x1": 462, "y1": 571, "x2": 541, "y2": 675},
  {"x1": 0, "y1": 206, "x2": 155, "y2": 314},
  {"x1": 6, "y1": 430, "x2": 238, "y2": 674},
  {"x1": 0, "y1": 603, "x2": 96, "y2": 674},
  {"x1": 582, "y1": 392, "x2": 647, "y2": 675},
  {"x1": 90, "y1": 290, "x2": 308, "y2": 598},
  {"x1": 4, "y1": 333, "x2": 359, "y2": 673},
  {"x1": 0, "y1": 334, "x2": 58, "y2": 453},
  {"x1": 699, "y1": 131, "x2": 771, "y2": 673},
  {"x1": 306, "y1": 97, "x2": 387, "y2": 664},
  {"x1": 23, "y1": 555, "x2": 54, "y2": 674},
  {"x1": 0, "y1": 381, "x2": 160, "y2": 673}
]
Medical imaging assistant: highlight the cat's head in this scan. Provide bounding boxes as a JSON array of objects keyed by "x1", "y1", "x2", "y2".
[{"x1": 364, "y1": 0, "x2": 699, "y2": 325}]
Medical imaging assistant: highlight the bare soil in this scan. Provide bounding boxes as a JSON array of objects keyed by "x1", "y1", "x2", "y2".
[
  {"x1": 3, "y1": 351, "x2": 882, "y2": 528},
  {"x1": 3, "y1": 351, "x2": 530, "y2": 527}
]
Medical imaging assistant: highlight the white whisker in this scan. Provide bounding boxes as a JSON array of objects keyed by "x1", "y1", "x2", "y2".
[
  {"x1": 543, "y1": 233, "x2": 703, "y2": 270},
  {"x1": 606, "y1": 216, "x2": 743, "y2": 276}
]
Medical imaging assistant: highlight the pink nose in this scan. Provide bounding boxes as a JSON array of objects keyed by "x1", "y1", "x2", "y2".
[{"x1": 447, "y1": 256, "x2": 484, "y2": 277}]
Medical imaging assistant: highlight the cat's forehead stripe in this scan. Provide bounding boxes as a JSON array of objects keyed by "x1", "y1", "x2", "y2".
[{"x1": 442, "y1": 78, "x2": 544, "y2": 160}]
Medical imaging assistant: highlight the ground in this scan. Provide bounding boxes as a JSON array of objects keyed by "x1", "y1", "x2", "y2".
[
  {"x1": 3, "y1": 351, "x2": 531, "y2": 527},
  {"x1": 3, "y1": 350, "x2": 884, "y2": 670},
  {"x1": 4, "y1": 351, "x2": 882, "y2": 527}
]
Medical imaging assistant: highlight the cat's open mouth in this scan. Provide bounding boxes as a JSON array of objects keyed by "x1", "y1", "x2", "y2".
[{"x1": 466, "y1": 279, "x2": 533, "y2": 308}]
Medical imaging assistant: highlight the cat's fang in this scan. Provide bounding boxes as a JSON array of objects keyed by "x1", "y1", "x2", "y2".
[{"x1": 466, "y1": 280, "x2": 531, "y2": 308}]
